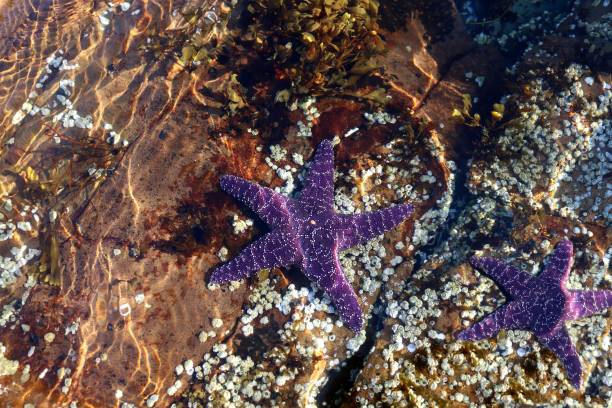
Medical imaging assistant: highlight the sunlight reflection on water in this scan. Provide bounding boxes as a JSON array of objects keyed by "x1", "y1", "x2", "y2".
[{"x1": 0, "y1": 1, "x2": 229, "y2": 406}]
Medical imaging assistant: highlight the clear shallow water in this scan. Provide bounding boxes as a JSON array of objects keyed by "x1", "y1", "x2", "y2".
[
  {"x1": 0, "y1": 1, "x2": 229, "y2": 406},
  {"x1": 0, "y1": 1, "x2": 610, "y2": 407}
]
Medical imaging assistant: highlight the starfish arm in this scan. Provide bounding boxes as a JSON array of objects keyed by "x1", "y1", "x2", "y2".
[
  {"x1": 299, "y1": 140, "x2": 335, "y2": 208},
  {"x1": 569, "y1": 289, "x2": 612, "y2": 320},
  {"x1": 209, "y1": 229, "x2": 298, "y2": 284},
  {"x1": 538, "y1": 327, "x2": 582, "y2": 388},
  {"x1": 302, "y1": 234, "x2": 363, "y2": 331},
  {"x1": 470, "y1": 256, "x2": 533, "y2": 297},
  {"x1": 220, "y1": 175, "x2": 290, "y2": 228},
  {"x1": 455, "y1": 302, "x2": 522, "y2": 341},
  {"x1": 337, "y1": 204, "x2": 413, "y2": 251},
  {"x1": 540, "y1": 239, "x2": 574, "y2": 285},
  {"x1": 325, "y1": 272, "x2": 364, "y2": 332}
]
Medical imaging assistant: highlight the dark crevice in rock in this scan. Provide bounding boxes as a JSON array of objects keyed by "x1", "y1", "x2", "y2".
[
  {"x1": 412, "y1": 45, "x2": 477, "y2": 113},
  {"x1": 316, "y1": 287, "x2": 388, "y2": 406},
  {"x1": 317, "y1": 105, "x2": 480, "y2": 406}
]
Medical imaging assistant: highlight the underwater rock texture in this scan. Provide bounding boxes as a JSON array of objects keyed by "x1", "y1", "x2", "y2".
[{"x1": 0, "y1": 0, "x2": 609, "y2": 407}]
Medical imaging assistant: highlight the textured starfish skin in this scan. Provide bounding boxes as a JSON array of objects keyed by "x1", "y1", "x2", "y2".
[
  {"x1": 456, "y1": 239, "x2": 612, "y2": 388},
  {"x1": 209, "y1": 140, "x2": 414, "y2": 331}
]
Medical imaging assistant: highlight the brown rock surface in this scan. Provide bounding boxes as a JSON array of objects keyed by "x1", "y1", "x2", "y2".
[{"x1": 0, "y1": 1, "x2": 609, "y2": 407}]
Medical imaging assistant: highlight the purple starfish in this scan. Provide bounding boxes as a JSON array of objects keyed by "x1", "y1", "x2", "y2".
[
  {"x1": 209, "y1": 140, "x2": 413, "y2": 331},
  {"x1": 456, "y1": 239, "x2": 612, "y2": 388}
]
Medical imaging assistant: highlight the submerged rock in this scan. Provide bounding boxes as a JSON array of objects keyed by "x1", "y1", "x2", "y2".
[{"x1": 0, "y1": 0, "x2": 609, "y2": 407}]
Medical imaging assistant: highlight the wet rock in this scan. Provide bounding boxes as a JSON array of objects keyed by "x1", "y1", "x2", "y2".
[
  {"x1": 343, "y1": 2, "x2": 612, "y2": 406},
  {"x1": 0, "y1": 0, "x2": 609, "y2": 407}
]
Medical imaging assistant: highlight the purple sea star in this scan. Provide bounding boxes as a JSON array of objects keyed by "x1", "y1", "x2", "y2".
[
  {"x1": 209, "y1": 140, "x2": 414, "y2": 332},
  {"x1": 456, "y1": 239, "x2": 612, "y2": 388}
]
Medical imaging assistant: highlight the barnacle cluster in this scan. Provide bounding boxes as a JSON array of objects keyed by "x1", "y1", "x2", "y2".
[{"x1": 0, "y1": 0, "x2": 610, "y2": 407}]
